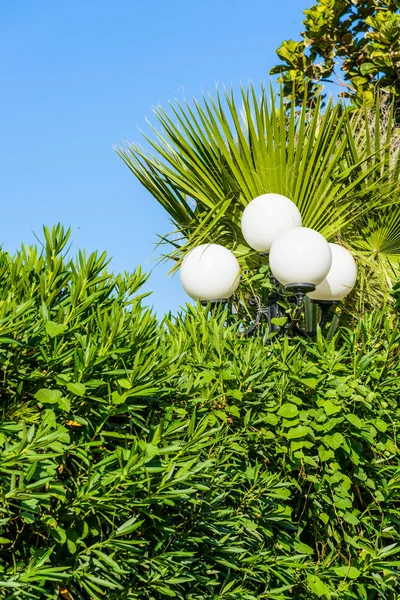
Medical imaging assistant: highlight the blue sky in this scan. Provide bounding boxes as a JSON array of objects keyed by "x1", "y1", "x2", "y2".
[{"x1": 1, "y1": 0, "x2": 311, "y2": 315}]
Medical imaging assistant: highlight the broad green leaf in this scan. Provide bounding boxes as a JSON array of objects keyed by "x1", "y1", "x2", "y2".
[
  {"x1": 34, "y1": 389, "x2": 62, "y2": 404},
  {"x1": 45, "y1": 321, "x2": 68, "y2": 338},
  {"x1": 265, "y1": 413, "x2": 280, "y2": 426},
  {"x1": 334, "y1": 566, "x2": 361, "y2": 579},
  {"x1": 58, "y1": 396, "x2": 71, "y2": 412},
  {"x1": 307, "y1": 573, "x2": 331, "y2": 597},
  {"x1": 285, "y1": 425, "x2": 311, "y2": 439},
  {"x1": 343, "y1": 512, "x2": 360, "y2": 526},
  {"x1": 278, "y1": 403, "x2": 299, "y2": 418},
  {"x1": 271, "y1": 317, "x2": 288, "y2": 326},
  {"x1": 375, "y1": 419, "x2": 387, "y2": 432},
  {"x1": 319, "y1": 446, "x2": 335, "y2": 461},
  {"x1": 67, "y1": 382, "x2": 86, "y2": 397},
  {"x1": 322, "y1": 400, "x2": 341, "y2": 416},
  {"x1": 346, "y1": 414, "x2": 363, "y2": 429},
  {"x1": 294, "y1": 541, "x2": 314, "y2": 555},
  {"x1": 323, "y1": 432, "x2": 344, "y2": 450}
]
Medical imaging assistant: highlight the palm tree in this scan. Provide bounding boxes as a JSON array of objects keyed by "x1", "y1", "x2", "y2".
[
  {"x1": 117, "y1": 86, "x2": 400, "y2": 315},
  {"x1": 343, "y1": 98, "x2": 400, "y2": 312}
]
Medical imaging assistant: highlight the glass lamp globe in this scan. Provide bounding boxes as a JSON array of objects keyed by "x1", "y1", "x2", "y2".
[
  {"x1": 308, "y1": 243, "x2": 357, "y2": 301},
  {"x1": 241, "y1": 193, "x2": 302, "y2": 252},
  {"x1": 269, "y1": 227, "x2": 332, "y2": 286},
  {"x1": 180, "y1": 244, "x2": 241, "y2": 301}
]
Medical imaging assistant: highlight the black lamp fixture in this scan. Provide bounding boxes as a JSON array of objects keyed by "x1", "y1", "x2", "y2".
[{"x1": 179, "y1": 194, "x2": 357, "y2": 336}]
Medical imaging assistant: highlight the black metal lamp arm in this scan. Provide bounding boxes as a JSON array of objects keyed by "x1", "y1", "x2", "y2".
[{"x1": 241, "y1": 281, "x2": 336, "y2": 338}]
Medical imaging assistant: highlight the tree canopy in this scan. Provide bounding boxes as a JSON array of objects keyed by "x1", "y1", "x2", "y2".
[{"x1": 270, "y1": 0, "x2": 400, "y2": 107}]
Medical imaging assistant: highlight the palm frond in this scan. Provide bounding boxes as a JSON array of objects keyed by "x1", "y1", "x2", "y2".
[{"x1": 117, "y1": 86, "x2": 386, "y2": 265}]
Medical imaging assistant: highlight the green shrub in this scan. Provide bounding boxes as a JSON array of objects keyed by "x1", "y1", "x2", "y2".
[{"x1": 1, "y1": 227, "x2": 400, "y2": 599}]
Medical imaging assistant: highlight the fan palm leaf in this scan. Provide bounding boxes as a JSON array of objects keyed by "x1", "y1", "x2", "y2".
[
  {"x1": 118, "y1": 86, "x2": 388, "y2": 263},
  {"x1": 341, "y1": 96, "x2": 400, "y2": 310}
]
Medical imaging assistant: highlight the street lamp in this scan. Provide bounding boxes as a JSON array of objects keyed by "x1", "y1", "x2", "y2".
[{"x1": 179, "y1": 193, "x2": 357, "y2": 336}]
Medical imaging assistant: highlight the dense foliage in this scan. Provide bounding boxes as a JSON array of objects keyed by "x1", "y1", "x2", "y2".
[
  {"x1": 270, "y1": 0, "x2": 400, "y2": 108},
  {"x1": 1, "y1": 228, "x2": 400, "y2": 599}
]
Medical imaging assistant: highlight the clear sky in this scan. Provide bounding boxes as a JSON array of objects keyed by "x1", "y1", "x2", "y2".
[{"x1": 1, "y1": 0, "x2": 311, "y2": 315}]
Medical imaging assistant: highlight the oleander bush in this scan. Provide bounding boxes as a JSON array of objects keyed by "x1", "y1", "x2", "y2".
[{"x1": 1, "y1": 227, "x2": 400, "y2": 599}]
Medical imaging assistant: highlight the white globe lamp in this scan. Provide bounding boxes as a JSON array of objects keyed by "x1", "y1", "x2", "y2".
[
  {"x1": 241, "y1": 193, "x2": 302, "y2": 252},
  {"x1": 269, "y1": 227, "x2": 332, "y2": 287},
  {"x1": 180, "y1": 244, "x2": 241, "y2": 301},
  {"x1": 308, "y1": 243, "x2": 357, "y2": 301}
]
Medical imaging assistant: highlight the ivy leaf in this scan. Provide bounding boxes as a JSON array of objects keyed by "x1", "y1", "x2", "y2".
[
  {"x1": 323, "y1": 432, "x2": 344, "y2": 450},
  {"x1": 271, "y1": 317, "x2": 287, "y2": 326},
  {"x1": 318, "y1": 446, "x2": 335, "y2": 461},
  {"x1": 45, "y1": 321, "x2": 68, "y2": 338},
  {"x1": 322, "y1": 400, "x2": 341, "y2": 416},
  {"x1": 334, "y1": 566, "x2": 361, "y2": 579},
  {"x1": 285, "y1": 425, "x2": 311, "y2": 439},
  {"x1": 278, "y1": 403, "x2": 299, "y2": 418}
]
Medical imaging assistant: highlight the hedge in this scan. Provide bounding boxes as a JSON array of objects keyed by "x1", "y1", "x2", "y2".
[{"x1": 0, "y1": 227, "x2": 399, "y2": 599}]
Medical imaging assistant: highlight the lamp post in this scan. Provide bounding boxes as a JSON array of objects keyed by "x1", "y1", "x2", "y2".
[{"x1": 179, "y1": 194, "x2": 357, "y2": 336}]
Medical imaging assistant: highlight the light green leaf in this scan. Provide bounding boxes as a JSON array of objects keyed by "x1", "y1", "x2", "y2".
[
  {"x1": 111, "y1": 391, "x2": 126, "y2": 405},
  {"x1": 285, "y1": 425, "x2": 311, "y2": 439},
  {"x1": 265, "y1": 413, "x2": 280, "y2": 426},
  {"x1": 346, "y1": 414, "x2": 363, "y2": 429},
  {"x1": 323, "y1": 432, "x2": 344, "y2": 450},
  {"x1": 294, "y1": 541, "x2": 314, "y2": 555},
  {"x1": 271, "y1": 316, "x2": 288, "y2": 326},
  {"x1": 45, "y1": 321, "x2": 68, "y2": 338},
  {"x1": 145, "y1": 443, "x2": 158, "y2": 459},
  {"x1": 322, "y1": 400, "x2": 341, "y2": 416},
  {"x1": 278, "y1": 403, "x2": 299, "y2": 418},
  {"x1": 307, "y1": 573, "x2": 331, "y2": 597},
  {"x1": 375, "y1": 419, "x2": 387, "y2": 432},
  {"x1": 115, "y1": 517, "x2": 144, "y2": 537},
  {"x1": 343, "y1": 512, "x2": 360, "y2": 526},
  {"x1": 334, "y1": 566, "x2": 361, "y2": 579},
  {"x1": 67, "y1": 382, "x2": 86, "y2": 397},
  {"x1": 58, "y1": 396, "x2": 71, "y2": 412},
  {"x1": 319, "y1": 446, "x2": 335, "y2": 461},
  {"x1": 34, "y1": 389, "x2": 62, "y2": 404},
  {"x1": 227, "y1": 405, "x2": 240, "y2": 418}
]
